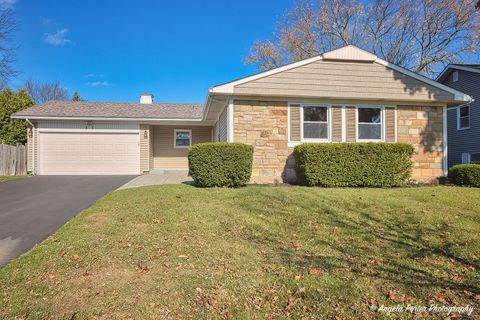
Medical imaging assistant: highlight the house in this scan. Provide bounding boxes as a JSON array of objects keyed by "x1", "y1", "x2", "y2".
[
  {"x1": 12, "y1": 45, "x2": 471, "y2": 183},
  {"x1": 437, "y1": 64, "x2": 479, "y2": 167}
]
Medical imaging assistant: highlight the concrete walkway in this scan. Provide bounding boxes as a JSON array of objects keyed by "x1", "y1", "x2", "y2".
[{"x1": 118, "y1": 172, "x2": 193, "y2": 189}]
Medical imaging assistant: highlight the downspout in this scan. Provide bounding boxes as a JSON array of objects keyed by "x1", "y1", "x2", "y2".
[{"x1": 25, "y1": 118, "x2": 34, "y2": 174}]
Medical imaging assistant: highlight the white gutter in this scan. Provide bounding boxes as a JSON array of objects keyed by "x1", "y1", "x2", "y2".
[{"x1": 11, "y1": 116, "x2": 205, "y2": 122}]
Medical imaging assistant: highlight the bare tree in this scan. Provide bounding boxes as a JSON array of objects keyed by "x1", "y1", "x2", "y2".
[
  {"x1": 246, "y1": 0, "x2": 479, "y2": 76},
  {"x1": 0, "y1": 8, "x2": 18, "y2": 87},
  {"x1": 24, "y1": 79, "x2": 69, "y2": 104}
]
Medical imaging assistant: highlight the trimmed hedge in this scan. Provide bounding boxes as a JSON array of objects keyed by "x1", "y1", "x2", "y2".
[
  {"x1": 188, "y1": 142, "x2": 253, "y2": 187},
  {"x1": 294, "y1": 143, "x2": 414, "y2": 187},
  {"x1": 448, "y1": 164, "x2": 480, "y2": 187}
]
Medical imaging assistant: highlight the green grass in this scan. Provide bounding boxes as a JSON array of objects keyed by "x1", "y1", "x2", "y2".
[
  {"x1": 0, "y1": 185, "x2": 479, "y2": 319},
  {"x1": 0, "y1": 175, "x2": 29, "y2": 182}
]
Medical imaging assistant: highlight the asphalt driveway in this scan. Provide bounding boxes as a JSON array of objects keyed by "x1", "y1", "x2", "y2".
[{"x1": 0, "y1": 175, "x2": 135, "y2": 267}]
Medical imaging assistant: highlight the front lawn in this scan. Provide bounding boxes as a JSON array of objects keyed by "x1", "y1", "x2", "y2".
[{"x1": 0, "y1": 186, "x2": 479, "y2": 319}]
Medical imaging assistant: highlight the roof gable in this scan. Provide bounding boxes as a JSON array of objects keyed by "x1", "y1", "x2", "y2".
[
  {"x1": 210, "y1": 45, "x2": 470, "y2": 104},
  {"x1": 437, "y1": 64, "x2": 480, "y2": 83}
]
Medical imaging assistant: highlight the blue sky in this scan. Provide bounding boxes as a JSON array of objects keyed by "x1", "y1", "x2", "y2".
[{"x1": 10, "y1": 0, "x2": 290, "y2": 103}]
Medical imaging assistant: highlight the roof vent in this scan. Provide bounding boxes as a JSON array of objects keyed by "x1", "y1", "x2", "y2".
[{"x1": 140, "y1": 93, "x2": 154, "y2": 104}]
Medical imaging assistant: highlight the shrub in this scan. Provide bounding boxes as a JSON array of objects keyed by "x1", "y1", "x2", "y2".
[
  {"x1": 188, "y1": 142, "x2": 253, "y2": 187},
  {"x1": 448, "y1": 164, "x2": 480, "y2": 187},
  {"x1": 294, "y1": 143, "x2": 414, "y2": 187}
]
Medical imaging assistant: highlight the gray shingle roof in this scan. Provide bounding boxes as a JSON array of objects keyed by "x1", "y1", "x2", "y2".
[{"x1": 12, "y1": 100, "x2": 204, "y2": 119}]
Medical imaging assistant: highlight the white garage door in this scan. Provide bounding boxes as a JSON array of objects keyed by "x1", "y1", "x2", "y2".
[{"x1": 39, "y1": 132, "x2": 140, "y2": 175}]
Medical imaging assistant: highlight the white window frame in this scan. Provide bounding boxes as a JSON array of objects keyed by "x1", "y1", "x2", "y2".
[
  {"x1": 173, "y1": 129, "x2": 192, "y2": 148},
  {"x1": 453, "y1": 71, "x2": 459, "y2": 82},
  {"x1": 356, "y1": 106, "x2": 385, "y2": 142},
  {"x1": 300, "y1": 104, "x2": 331, "y2": 142},
  {"x1": 457, "y1": 105, "x2": 470, "y2": 131}
]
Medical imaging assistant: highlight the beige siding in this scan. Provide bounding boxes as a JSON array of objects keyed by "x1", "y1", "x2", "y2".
[
  {"x1": 331, "y1": 106, "x2": 343, "y2": 142},
  {"x1": 152, "y1": 125, "x2": 212, "y2": 169},
  {"x1": 385, "y1": 107, "x2": 396, "y2": 143},
  {"x1": 33, "y1": 124, "x2": 38, "y2": 174},
  {"x1": 27, "y1": 125, "x2": 33, "y2": 172},
  {"x1": 345, "y1": 106, "x2": 356, "y2": 142},
  {"x1": 140, "y1": 124, "x2": 151, "y2": 173},
  {"x1": 289, "y1": 104, "x2": 301, "y2": 141},
  {"x1": 234, "y1": 60, "x2": 454, "y2": 101}
]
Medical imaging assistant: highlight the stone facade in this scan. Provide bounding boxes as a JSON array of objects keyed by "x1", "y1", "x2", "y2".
[
  {"x1": 233, "y1": 100, "x2": 445, "y2": 184},
  {"x1": 397, "y1": 106, "x2": 444, "y2": 181},
  {"x1": 233, "y1": 100, "x2": 290, "y2": 184}
]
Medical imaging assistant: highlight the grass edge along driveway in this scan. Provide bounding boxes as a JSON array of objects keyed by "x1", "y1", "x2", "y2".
[{"x1": 0, "y1": 185, "x2": 479, "y2": 319}]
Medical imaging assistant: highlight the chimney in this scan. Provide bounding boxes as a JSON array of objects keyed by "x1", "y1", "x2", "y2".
[{"x1": 140, "y1": 93, "x2": 154, "y2": 104}]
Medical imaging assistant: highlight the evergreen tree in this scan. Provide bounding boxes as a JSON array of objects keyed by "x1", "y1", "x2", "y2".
[
  {"x1": 71, "y1": 90, "x2": 82, "y2": 101},
  {"x1": 0, "y1": 89, "x2": 34, "y2": 145}
]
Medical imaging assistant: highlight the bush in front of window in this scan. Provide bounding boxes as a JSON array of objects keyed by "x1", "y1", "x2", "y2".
[
  {"x1": 188, "y1": 142, "x2": 254, "y2": 187},
  {"x1": 294, "y1": 143, "x2": 414, "y2": 187},
  {"x1": 448, "y1": 164, "x2": 480, "y2": 187}
]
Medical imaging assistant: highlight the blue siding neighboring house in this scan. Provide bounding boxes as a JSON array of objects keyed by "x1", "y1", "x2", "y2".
[{"x1": 437, "y1": 65, "x2": 480, "y2": 167}]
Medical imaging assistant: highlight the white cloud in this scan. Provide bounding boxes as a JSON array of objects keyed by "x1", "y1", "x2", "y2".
[
  {"x1": 44, "y1": 29, "x2": 71, "y2": 46},
  {"x1": 86, "y1": 81, "x2": 112, "y2": 87},
  {"x1": 0, "y1": 0, "x2": 17, "y2": 9}
]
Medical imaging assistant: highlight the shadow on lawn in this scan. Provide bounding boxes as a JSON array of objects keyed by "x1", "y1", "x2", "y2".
[{"x1": 238, "y1": 192, "x2": 480, "y2": 296}]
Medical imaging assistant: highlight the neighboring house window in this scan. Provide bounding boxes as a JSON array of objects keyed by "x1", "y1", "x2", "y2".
[
  {"x1": 457, "y1": 105, "x2": 470, "y2": 130},
  {"x1": 453, "y1": 71, "x2": 459, "y2": 82},
  {"x1": 357, "y1": 107, "x2": 382, "y2": 141},
  {"x1": 470, "y1": 153, "x2": 480, "y2": 164},
  {"x1": 303, "y1": 105, "x2": 329, "y2": 140},
  {"x1": 174, "y1": 129, "x2": 191, "y2": 148}
]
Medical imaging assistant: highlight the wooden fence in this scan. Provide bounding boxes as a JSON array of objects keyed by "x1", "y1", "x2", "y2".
[{"x1": 0, "y1": 144, "x2": 27, "y2": 176}]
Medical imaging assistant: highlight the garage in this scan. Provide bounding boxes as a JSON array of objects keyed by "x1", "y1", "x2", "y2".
[{"x1": 38, "y1": 124, "x2": 140, "y2": 175}]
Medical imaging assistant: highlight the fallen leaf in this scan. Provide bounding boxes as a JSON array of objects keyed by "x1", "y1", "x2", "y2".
[
  {"x1": 294, "y1": 275, "x2": 302, "y2": 281},
  {"x1": 163, "y1": 261, "x2": 172, "y2": 268},
  {"x1": 309, "y1": 268, "x2": 320, "y2": 275},
  {"x1": 72, "y1": 254, "x2": 80, "y2": 260},
  {"x1": 359, "y1": 243, "x2": 368, "y2": 249},
  {"x1": 437, "y1": 295, "x2": 446, "y2": 303},
  {"x1": 58, "y1": 250, "x2": 66, "y2": 257},
  {"x1": 388, "y1": 291, "x2": 396, "y2": 300},
  {"x1": 178, "y1": 254, "x2": 188, "y2": 259},
  {"x1": 137, "y1": 260, "x2": 150, "y2": 272}
]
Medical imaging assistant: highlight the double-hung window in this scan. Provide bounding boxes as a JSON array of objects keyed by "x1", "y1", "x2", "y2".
[
  {"x1": 357, "y1": 107, "x2": 382, "y2": 141},
  {"x1": 174, "y1": 129, "x2": 191, "y2": 148},
  {"x1": 457, "y1": 105, "x2": 470, "y2": 130},
  {"x1": 303, "y1": 106, "x2": 329, "y2": 140}
]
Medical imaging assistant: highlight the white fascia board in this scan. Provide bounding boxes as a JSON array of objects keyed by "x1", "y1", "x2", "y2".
[
  {"x1": 11, "y1": 115, "x2": 205, "y2": 122},
  {"x1": 209, "y1": 55, "x2": 323, "y2": 94},
  {"x1": 375, "y1": 58, "x2": 473, "y2": 102}
]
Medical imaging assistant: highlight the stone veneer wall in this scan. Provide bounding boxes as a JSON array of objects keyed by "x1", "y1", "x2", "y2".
[
  {"x1": 397, "y1": 106, "x2": 444, "y2": 181},
  {"x1": 233, "y1": 100, "x2": 291, "y2": 183},
  {"x1": 234, "y1": 100, "x2": 445, "y2": 184}
]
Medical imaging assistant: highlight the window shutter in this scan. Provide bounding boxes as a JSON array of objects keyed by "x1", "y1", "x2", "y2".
[
  {"x1": 461, "y1": 153, "x2": 471, "y2": 164},
  {"x1": 345, "y1": 106, "x2": 356, "y2": 142},
  {"x1": 289, "y1": 104, "x2": 301, "y2": 141},
  {"x1": 385, "y1": 107, "x2": 396, "y2": 142},
  {"x1": 331, "y1": 106, "x2": 343, "y2": 142}
]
